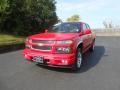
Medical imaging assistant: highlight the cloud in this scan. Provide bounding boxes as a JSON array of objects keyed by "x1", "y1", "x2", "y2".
[
  {"x1": 56, "y1": 0, "x2": 120, "y2": 28},
  {"x1": 57, "y1": 0, "x2": 108, "y2": 13},
  {"x1": 56, "y1": 0, "x2": 115, "y2": 20}
]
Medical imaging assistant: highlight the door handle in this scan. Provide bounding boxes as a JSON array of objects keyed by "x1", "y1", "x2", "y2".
[{"x1": 88, "y1": 34, "x2": 91, "y2": 38}]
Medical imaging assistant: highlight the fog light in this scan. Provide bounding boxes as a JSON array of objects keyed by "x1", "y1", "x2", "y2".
[
  {"x1": 62, "y1": 60, "x2": 68, "y2": 65},
  {"x1": 25, "y1": 54, "x2": 27, "y2": 58},
  {"x1": 24, "y1": 54, "x2": 31, "y2": 60}
]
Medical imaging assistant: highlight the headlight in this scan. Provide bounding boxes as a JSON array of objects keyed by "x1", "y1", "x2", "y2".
[
  {"x1": 56, "y1": 40, "x2": 73, "y2": 44},
  {"x1": 55, "y1": 47, "x2": 71, "y2": 53}
]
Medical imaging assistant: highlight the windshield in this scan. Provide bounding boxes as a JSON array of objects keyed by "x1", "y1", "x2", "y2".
[{"x1": 49, "y1": 22, "x2": 81, "y2": 33}]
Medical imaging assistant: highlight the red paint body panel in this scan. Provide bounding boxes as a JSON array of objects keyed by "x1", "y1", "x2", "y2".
[
  {"x1": 28, "y1": 33, "x2": 78, "y2": 40},
  {"x1": 23, "y1": 49, "x2": 75, "y2": 65},
  {"x1": 22, "y1": 22, "x2": 95, "y2": 68}
]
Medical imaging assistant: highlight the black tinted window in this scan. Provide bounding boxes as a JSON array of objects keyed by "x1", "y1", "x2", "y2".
[{"x1": 49, "y1": 22, "x2": 81, "y2": 33}]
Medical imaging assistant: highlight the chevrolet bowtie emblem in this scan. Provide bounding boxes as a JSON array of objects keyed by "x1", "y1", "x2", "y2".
[{"x1": 38, "y1": 43, "x2": 43, "y2": 46}]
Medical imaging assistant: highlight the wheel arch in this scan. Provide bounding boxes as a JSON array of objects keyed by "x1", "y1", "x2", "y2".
[{"x1": 76, "y1": 42, "x2": 83, "y2": 51}]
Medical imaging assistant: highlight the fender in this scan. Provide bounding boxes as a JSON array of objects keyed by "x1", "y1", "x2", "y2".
[{"x1": 76, "y1": 38, "x2": 83, "y2": 49}]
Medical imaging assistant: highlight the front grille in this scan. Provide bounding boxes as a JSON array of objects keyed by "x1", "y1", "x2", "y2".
[
  {"x1": 32, "y1": 45, "x2": 51, "y2": 51},
  {"x1": 32, "y1": 40, "x2": 54, "y2": 44}
]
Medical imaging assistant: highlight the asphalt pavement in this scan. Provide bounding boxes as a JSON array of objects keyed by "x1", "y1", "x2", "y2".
[{"x1": 0, "y1": 36, "x2": 120, "y2": 90}]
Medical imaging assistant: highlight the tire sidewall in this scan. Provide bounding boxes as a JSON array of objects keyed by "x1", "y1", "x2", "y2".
[
  {"x1": 72, "y1": 48, "x2": 83, "y2": 71},
  {"x1": 90, "y1": 40, "x2": 95, "y2": 52}
]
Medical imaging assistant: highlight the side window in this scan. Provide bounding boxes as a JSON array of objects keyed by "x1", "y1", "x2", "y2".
[
  {"x1": 86, "y1": 24, "x2": 90, "y2": 29},
  {"x1": 83, "y1": 24, "x2": 87, "y2": 30},
  {"x1": 82, "y1": 23, "x2": 92, "y2": 34}
]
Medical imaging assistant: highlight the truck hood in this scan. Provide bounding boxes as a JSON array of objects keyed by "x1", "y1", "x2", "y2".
[{"x1": 29, "y1": 33, "x2": 78, "y2": 40}]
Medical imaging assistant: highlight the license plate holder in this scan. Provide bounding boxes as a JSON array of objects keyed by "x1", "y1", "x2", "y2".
[{"x1": 33, "y1": 56, "x2": 44, "y2": 63}]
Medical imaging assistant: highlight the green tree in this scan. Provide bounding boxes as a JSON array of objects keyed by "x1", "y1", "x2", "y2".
[
  {"x1": 0, "y1": 0, "x2": 8, "y2": 12},
  {"x1": 67, "y1": 15, "x2": 80, "y2": 22},
  {"x1": 0, "y1": 0, "x2": 58, "y2": 36},
  {"x1": 0, "y1": 0, "x2": 9, "y2": 30}
]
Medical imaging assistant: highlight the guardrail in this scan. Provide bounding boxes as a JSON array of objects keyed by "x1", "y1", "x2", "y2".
[{"x1": 93, "y1": 28, "x2": 120, "y2": 36}]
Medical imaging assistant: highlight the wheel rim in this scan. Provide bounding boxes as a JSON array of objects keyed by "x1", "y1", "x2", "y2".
[{"x1": 77, "y1": 51, "x2": 82, "y2": 68}]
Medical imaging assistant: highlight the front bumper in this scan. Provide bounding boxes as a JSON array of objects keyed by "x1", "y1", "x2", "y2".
[{"x1": 23, "y1": 49, "x2": 75, "y2": 68}]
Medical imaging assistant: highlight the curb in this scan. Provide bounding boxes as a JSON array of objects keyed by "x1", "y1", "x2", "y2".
[{"x1": 0, "y1": 43, "x2": 24, "y2": 54}]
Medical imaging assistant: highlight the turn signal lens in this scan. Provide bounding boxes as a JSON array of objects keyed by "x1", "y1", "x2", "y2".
[{"x1": 25, "y1": 44, "x2": 31, "y2": 49}]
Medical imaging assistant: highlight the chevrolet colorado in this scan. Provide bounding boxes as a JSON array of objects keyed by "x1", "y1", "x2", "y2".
[{"x1": 23, "y1": 22, "x2": 95, "y2": 71}]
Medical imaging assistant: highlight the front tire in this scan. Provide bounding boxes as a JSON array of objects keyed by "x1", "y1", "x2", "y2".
[
  {"x1": 72, "y1": 48, "x2": 83, "y2": 71},
  {"x1": 89, "y1": 40, "x2": 95, "y2": 52}
]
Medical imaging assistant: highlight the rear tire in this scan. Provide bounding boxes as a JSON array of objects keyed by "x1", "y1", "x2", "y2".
[{"x1": 72, "y1": 48, "x2": 83, "y2": 71}]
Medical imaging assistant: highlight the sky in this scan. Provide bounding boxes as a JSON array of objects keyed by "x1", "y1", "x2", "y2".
[{"x1": 56, "y1": 0, "x2": 120, "y2": 28}]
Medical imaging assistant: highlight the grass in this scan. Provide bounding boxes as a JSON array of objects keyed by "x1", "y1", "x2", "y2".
[{"x1": 0, "y1": 33, "x2": 25, "y2": 45}]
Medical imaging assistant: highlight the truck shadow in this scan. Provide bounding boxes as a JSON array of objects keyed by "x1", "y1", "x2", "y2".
[
  {"x1": 38, "y1": 46, "x2": 105, "y2": 73},
  {"x1": 79, "y1": 45, "x2": 105, "y2": 73}
]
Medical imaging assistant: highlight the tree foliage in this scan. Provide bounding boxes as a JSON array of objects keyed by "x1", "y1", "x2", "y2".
[
  {"x1": 0, "y1": 0, "x2": 8, "y2": 12},
  {"x1": 0, "y1": 0, "x2": 58, "y2": 36},
  {"x1": 67, "y1": 15, "x2": 80, "y2": 22}
]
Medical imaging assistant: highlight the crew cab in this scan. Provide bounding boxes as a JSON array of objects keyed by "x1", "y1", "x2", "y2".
[{"x1": 23, "y1": 22, "x2": 95, "y2": 71}]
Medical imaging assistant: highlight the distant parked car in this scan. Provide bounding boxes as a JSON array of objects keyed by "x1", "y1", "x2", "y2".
[{"x1": 23, "y1": 22, "x2": 96, "y2": 71}]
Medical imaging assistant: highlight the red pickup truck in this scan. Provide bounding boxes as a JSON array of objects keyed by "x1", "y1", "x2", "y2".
[{"x1": 23, "y1": 22, "x2": 95, "y2": 71}]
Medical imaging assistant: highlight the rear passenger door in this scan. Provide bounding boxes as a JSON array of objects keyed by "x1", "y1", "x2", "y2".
[{"x1": 86, "y1": 24, "x2": 92, "y2": 45}]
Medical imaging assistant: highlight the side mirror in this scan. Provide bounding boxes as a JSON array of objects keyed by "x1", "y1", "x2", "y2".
[
  {"x1": 79, "y1": 31, "x2": 84, "y2": 36},
  {"x1": 84, "y1": 29, "x2": 91, "y2": 34}
]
